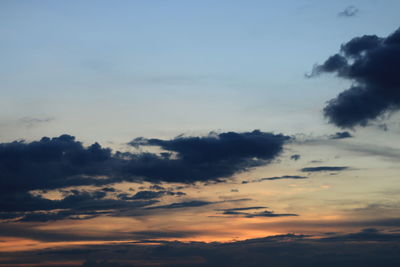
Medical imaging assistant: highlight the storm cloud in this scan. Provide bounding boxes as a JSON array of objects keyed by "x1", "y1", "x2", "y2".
[{"x1": 311, "y1": 27, "x2": 400, "y2": 128}]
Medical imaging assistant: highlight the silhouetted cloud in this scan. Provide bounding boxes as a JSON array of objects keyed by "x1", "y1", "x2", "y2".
[
  {"x1": 329, "y1": 131, "x2": 353, "y2": 139},
  {"x1": 0, "y1": 131, "x2": 289, "y2": 221},
  {"x1": 320, "y1": 228, "x2": 400, "y2": 242},
  {"x1": 145, "y1": 200, "x2": 215, "y2": 210},
  {"x1": 215, "y1": 206, "x2": 267, "y2": 212},
  {"x1": 118, "y1": 190, "x2": 185, "y2": 200},
  {"x1": 338, "y1": 6, "x2": 359, "y2": 17},
  {"x1": 216, "y1": 206, "x2": 298, "y2": 218},
  {"x1": 310, "y1": 27, "x2": 400, "y2": 128},
  {"x1": 130, "y1": 230, "x2": 200, "y2": 240},
  {"x1": 300, "y1": 166, "x2": 348, "y2": 172},
  {"x1": 242, "y1": 175, "x2": 307, "y2": 184},
  {"x1": 5, "y1": 229, "x2": 400, "y2": 267},
  {"x1": 0, "y1": 189, "x2": 162, "y2": 222},
  {"x1": 128, "y1": 130, "x2": 291, "y2": 183},
  {"x1": 290, "y1": 154, "x2": 301, "y2": 161},
  {"x1": 0, "y1": 131, "x2": 290, "y2": 197},
  {"x1": 149, "y1": 184, "x2": 166, "y2": 191},
  {"x1": 146, "y1": 198, "x2": 251, "y2": 210},
  {"x1": 258, "y1": 175, "x2": 307, "y2": 181},
  {"x1": 0, "y1": 135, "x2": 115, "y2": 195}
]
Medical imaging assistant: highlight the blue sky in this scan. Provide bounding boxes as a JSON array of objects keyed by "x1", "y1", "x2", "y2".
[{"x1": 1, "y1": 0, "x2": 400, "y2": 144}]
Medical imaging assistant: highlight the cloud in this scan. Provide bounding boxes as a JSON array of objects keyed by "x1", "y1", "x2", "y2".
[
  {"x1": 130, "y1": 230, "x2": 200, "y2": 240},
  {"x1": 19, "y1": 116, "x2": 54, "y2": 128},
  {"x1": 146, "y1": 198, "x2": 251, "y2": 210},
  {"x1": 6, "y1": 229, "x2": 400, "y2": 267},
  {"x1": 243, "y1": 175, "x2": 307, "y2": 184},
  {"x1": 0, "y1": 131, "x2": 289, "y2": 197},
  {"x1": 216, "y1": 206, "x2": 267, "y2": 212},
  {"x1": 0, "y1": 134, "x2": 116, "y2": 195},
  {"x1": 338, "y1": 6, "x2": 359, "y2": 17},
  {"x1": 310, "y1": 27, "x2": 400, "y2": 128},
  {"x1": 0, "y1": 190, "x2": 159, "y2": 222},
  {"x1": 298, "y1": 137, "x2": 400, "y2": 161},
  {"x1": 300, "y1": 166, "x2": 348, "y2": 172},
  {"x1": 290, "y1": 154, "x2": 301, "y2": 161},
  {"x1": 0, "y1": 131, "x2": 289, "y2": 221},
  {"x1": 128, "y1": 130, "x2": 291, "y2": 183},
  {"x1": 145, "y1": 200, "x2": 215, "y2": 210},
  {"x1": 117, "y1": 190, "x2": 185, "y2": 200},
  {"x1": 320, "y1": 228, "x2": 400, "y2": 242},
  {"x1": 216, "y1": 207, "x2": 298, "y2": 218},
  {"x1": 329, "y1": 131, "x2": 353, "y2": 139},
  {"x1": 258, "y1": 175, "x2": 307, "y2": 181}
]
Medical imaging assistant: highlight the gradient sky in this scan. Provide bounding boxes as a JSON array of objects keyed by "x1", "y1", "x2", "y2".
[{"x1": 1, "y1": 1, "x2": 400, "y2": 266}]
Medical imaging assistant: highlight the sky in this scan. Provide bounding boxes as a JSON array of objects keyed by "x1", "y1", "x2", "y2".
[{"x1": 1, "y1": 1, "x2": 400, "y2": 266}]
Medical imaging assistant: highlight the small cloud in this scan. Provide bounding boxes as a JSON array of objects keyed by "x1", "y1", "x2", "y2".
[
  {"x1": 338, "y1": 6, "x2": 359, "y2": 17},
  {"x1": 19, "y1": 117, "x2": 54, "y2": 128},
  {"x1": 216, "y1": 207, "x2": 298, "y2": 218},
  {"x1": 290, "y1": 154, "x2": 301, "y2": 161},
  {"x1": 329, "y1": 131, "x2": 353, "y2": 139},
  {"x1": 244, "y1": 175, "x2": 308, "y2": 184},
  {"x1": 300, "y1": 166, "x2": 348, "y2": 172}
]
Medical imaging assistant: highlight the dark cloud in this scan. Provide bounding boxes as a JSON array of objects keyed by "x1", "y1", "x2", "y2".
[
  {"x1": 216, "y1": 206, "x2": 267, "y2": 212},
  {"x1": 0, "y1": 190, "x2": 159, "y2": 222},
  {"x1": 101, "y1": 187, "x2": 117, "y2": 192},
  {"x1": 216, "y1": 207, "x2": 298, "y2": 218},
  {"x1": 0, "y1": 130, "x2": 289, "y2": 197},
  {"x1": 118, "y1": 190, "x2": 185, "y2": 200},
  {"x1": 145, "y1": 200, "x2": 216, "y2": 210},
  {"x1": 290, "y1": 154, "x2": 301, "y2": 161},
  {"x1": 128, "y1": 130, "x2": 290, "y2": 183},
  {"x1": 0, "y1": 134, "x2": 114, "y2": 195},
  {"x1": 300, "y1": 166, "x2": 348, "y2": 172},
  {"x1": 0, "y1": 131, "x2": 288, "y2": 221},
  {"x1": 310, "y1": 27, "x2": 400, "y2": 128},
  {"x1": 149, "y1": 184, "x2": 166, "y2": 191},
  {"x1": 130, "y1": 230, "x2": 200, "y2": 240},
  {"x1": 5, "y1": 229, "x2": 400, "y2": 267},
  {"x1": 329, "y1": 131, "x2": 353, "y2": 139},
  {"x1": 146, "y1": 198, "x2": 251, "y2": 210},
  {"x1": 320, "y1": 228, "x2": 400, "y2": 242},
  {"x1": 338, "y1": 6, "x2": 359, "y2": 17},
  {"x1": 243, "y1": 175, "x2": 308, "y2": 184},
  {"x1": 257, "y1": 175, "x2": 307, "y2": 181}
]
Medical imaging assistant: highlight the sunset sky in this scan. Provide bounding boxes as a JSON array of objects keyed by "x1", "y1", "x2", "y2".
[{"x1": 1, "y1": 1, "x2": 400, "y2": 266}]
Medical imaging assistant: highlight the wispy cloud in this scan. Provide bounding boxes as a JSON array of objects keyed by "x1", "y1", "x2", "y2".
[{"x1": 338, "y1": 6, "x2": 359, "y2": 17}]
